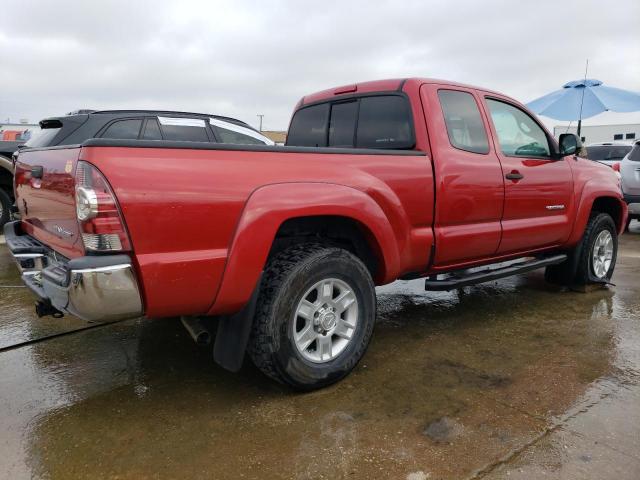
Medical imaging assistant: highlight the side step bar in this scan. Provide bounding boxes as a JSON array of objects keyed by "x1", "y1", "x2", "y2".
[{"x1": 424, "y1": 254, "x2": 567, "y2": 291}]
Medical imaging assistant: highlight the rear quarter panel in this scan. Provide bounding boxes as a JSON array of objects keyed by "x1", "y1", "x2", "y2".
[{"x1": 80, "y1": 145, "x2": 435, "y2": 318}]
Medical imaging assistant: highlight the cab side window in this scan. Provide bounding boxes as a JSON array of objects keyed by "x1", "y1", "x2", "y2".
[
  {"x1": 486, "y1": 99, "x2": 551, "y2": 158},
  {"x1": 438, "y1": 90, "x2": 489, "y2": 154},
  {"x1": 101, "y1": 119, "x2": 143, "y2": 140}
]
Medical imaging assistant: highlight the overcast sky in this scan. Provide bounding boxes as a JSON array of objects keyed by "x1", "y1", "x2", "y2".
[{"x1": 1, "y1": 0, "x2": 638, "y2": 131}]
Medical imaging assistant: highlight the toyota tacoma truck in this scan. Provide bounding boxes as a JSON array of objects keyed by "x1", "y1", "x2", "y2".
[{"x1": 5, "y1": 78, "x2": 627, "y2": 390}]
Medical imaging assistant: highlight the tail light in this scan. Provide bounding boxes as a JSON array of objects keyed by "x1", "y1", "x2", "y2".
[
  {"x1": 612, "y1": 162, "x2": 621, "y2": 172},
  {"x1": 75, "y1": 161, "x2": 131, "y2": 252}
]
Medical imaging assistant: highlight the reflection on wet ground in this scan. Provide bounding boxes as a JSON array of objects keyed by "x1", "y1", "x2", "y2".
[{"x1": 0, "y1": 228, "x2": 639, "y2": 479}]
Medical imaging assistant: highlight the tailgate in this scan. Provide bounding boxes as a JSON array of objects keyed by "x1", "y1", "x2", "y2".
[{"x1": 14, "y1": 147, "x2": 84, "y2": 258}]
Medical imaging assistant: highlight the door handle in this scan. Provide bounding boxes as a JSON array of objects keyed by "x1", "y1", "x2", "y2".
[{"x1": 505, "y1": 171, "x2": 524, "y2": 181}]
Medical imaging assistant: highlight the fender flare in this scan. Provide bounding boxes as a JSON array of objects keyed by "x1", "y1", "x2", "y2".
[
  {"x1": 207, "y1": 182, "x2": 403, "y2": 315},
  {"x1": 566, "y1": 181, "x2": 626, "y2": 245}
]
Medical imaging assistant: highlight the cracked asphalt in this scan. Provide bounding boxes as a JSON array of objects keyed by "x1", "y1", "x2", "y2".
[{"x1": 0, "y1": 225, "x2": 639, "y2": 480}]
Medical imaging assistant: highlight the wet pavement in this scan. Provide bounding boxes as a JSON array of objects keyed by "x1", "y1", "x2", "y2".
[{"x1": 0, "y1": 226, "x2": 639, "y2": 480}]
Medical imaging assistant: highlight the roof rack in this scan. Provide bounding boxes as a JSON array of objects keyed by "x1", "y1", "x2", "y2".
[{"x1": 88, "y1": 110, "x2": 255, "y2": 130}]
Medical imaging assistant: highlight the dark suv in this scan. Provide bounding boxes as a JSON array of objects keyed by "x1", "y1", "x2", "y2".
[
  {"x1": 25, "y1": 110, "x2": 273, "y2": 149},
  {"x1": 0, "y1": 110, "x2": 272, "y2": 228}
]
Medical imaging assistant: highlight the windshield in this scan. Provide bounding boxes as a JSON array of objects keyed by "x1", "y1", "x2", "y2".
[
  {"x1": 586, "y1": 145, "x2": 632, "y2": 161},
  {"x1": 628, "y1": 144, "x2": 640, "y2": 162}
]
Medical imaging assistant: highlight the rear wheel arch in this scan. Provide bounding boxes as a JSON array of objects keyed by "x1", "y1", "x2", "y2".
[
  {"x1": 269, "y1": 215, "x2": 384, "y2": 281},
  {"x1": 207, "y1": 183, "x2": 401, "y2": 316}
]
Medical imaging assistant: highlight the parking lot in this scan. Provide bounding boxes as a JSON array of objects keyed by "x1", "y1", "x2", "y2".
[{"x1": 0, "y1": 226, "x2": 638, "y2": 480}]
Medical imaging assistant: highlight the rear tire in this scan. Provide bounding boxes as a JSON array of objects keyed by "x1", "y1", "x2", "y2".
[
  {"x1": 0, "y1": 189, "x2": 11, "y2": 229},
  {"x1": 248, "y1": 243, "x2": 376, "y2": 391}
]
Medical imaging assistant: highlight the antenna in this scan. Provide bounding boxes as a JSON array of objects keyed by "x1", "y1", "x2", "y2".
[{"x1": 577, "y1": 59, "x2": 588, "y2": 138}]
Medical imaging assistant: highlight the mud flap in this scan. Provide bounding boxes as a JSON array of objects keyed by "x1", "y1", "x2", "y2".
[{"x1": 213, "y1": 275, "x2": 262, "y2": 372}]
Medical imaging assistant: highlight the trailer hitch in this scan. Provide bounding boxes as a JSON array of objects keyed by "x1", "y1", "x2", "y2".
[{"x1": 35, "y1": 300, "x2": 64, "y2": 318}]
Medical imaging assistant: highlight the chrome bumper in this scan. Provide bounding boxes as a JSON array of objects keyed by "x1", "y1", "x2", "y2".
[
  {"x1": 4, "y1": 221, "x2": 143, "y2": 322},
  {"x1": 627, "y1": 203, "x2": 640, "y2": 216},
  {"x1": 624, "y1": 194, "x2": 640, "y2": 216}
]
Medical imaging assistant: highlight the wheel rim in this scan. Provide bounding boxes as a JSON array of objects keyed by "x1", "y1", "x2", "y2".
[
  {"x1": 591, "y1": 229, "x2": 614, "y2": 279},
  {"x1": 292, "y1": 278, "x2": 358, "y2": 363}
]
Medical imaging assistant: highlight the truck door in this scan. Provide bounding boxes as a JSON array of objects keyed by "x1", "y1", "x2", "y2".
[
  {"x1": 420, "y1": 84, "x2": 504, "y2": 266},
  {"x1": 482, "y1": 97, "x2": 574, "y2": 254}
]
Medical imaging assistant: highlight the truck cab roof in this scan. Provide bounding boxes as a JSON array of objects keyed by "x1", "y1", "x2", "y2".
[{"x1": 299, "y1": 78, "x2": 507, "y2": 106}]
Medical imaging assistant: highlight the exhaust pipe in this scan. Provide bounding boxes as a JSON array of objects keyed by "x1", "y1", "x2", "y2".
[
  {"x1": 35, "y1": 300, "x2": 64, "y2": 318},
  {"x1": 181, "y1": 316, "x2": 211, "y2": 346}
]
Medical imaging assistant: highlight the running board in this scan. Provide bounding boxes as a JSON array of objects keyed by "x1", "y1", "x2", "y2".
[{"x1": 424, "y1": 254, "x2": 567, "y2": 291}]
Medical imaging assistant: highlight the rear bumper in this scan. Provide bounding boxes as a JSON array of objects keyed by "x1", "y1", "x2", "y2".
[
  {"x1": 623, "y1": 194, "x2": 640, "y2": 216},
  {"x1": 3, "y1": 221, "x2": 143, "y2": 322}
]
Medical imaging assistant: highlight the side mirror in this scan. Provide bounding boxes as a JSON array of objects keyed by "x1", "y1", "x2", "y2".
[{"x1": 558, "y1": 133, "x2": 581, "y2": 156}]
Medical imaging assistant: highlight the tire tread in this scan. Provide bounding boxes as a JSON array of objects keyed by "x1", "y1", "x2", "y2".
[{"x1": 248, "y1": 243, "x2": 332, "y2": 384}]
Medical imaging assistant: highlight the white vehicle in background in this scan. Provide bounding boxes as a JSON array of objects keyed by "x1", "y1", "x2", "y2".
[
  {"x1": 620, "y1": 141, "x2": 640, "y2": 230},
  {"x1": 585, "y1": 142, "x2": 634, "y2": 167}
]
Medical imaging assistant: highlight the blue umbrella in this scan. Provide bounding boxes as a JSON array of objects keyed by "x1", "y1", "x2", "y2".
[{"x1": 526, "y1": 79, "x2": 640, "y2": 135}]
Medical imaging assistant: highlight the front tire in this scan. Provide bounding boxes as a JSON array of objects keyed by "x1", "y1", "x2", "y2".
[
  {"x1": 545, "y1": 212, "x2": 618, "y2": 286},
  {"x1": 574, "y1": 213, "x2": 617, "y2": 284},
  {"x1": 248, "y1": 243, "x2": 376, "y2": 390}
]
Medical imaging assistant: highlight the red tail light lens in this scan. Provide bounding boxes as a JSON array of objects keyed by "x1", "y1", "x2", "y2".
[
  {"x1": 612, "y1": 162, "x2": 621, "y2": 172},
  {"x1": 75, "y1": 161, "x2": 131, "y2": 252}
]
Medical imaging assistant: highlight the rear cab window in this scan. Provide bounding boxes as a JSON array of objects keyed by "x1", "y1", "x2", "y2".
[
  {"x1": 287, "y1": 94, "x2": 414, "y2": 149},
  {"x1": 328, "y1": 101, "x2": 357, "y2": 147},
  {"x1": 287, "y1": 104, "x2": 329, "y2": 147}
]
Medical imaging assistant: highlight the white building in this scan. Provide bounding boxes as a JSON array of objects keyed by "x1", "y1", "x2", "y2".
[{"x1": 553, "y1": 123, "x2": 639, "y2": 144}]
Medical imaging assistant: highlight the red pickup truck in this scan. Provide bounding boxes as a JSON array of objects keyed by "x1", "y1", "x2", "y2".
[{"x1": 6, "y1": 78, "x2": 627, "y2": 390}]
